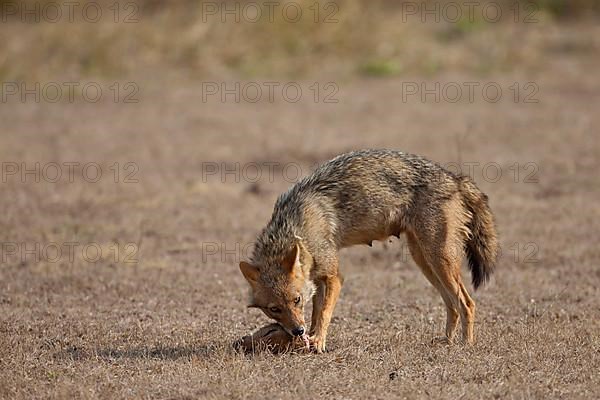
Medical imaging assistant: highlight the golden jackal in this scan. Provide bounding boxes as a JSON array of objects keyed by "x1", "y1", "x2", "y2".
[{"x1": 239, "y1": 149, "x2": 498, "y2": 353}]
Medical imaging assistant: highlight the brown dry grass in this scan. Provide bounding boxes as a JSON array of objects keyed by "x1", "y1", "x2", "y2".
[
  {"x1": 1, "y1": 3, "x2": 600, "y2": 399},
  {"x1": 2, "y1": 74, "x2": 599, "y2": 397}
]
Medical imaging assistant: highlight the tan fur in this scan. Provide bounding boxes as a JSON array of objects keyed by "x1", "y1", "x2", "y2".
[{"x1": 239, "y1": 149, "x2": 498, "y2": 352}]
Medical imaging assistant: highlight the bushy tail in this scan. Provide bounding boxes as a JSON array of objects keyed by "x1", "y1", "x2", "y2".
[{"x1": 459, "y1": 177, "x2": 499, "y2": 290}]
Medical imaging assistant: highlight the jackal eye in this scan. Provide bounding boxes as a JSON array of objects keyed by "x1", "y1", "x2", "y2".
[
  {"x1": 294, "y1": 296, "x2": 301, "y2": 305},
  {"x1": 269, "y1": 306, "x2": 281, "y2": 314}
]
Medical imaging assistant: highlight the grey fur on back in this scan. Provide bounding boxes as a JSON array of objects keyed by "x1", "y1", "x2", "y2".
[{"x1": 252, "y1": 150, "x2": 453, "y2": 260}]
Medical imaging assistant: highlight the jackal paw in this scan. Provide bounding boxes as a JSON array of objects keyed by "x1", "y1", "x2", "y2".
[{"x1": 309, "y1": 335, "x2": 326, "y2": 353}]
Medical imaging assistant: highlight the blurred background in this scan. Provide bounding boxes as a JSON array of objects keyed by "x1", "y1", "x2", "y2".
[
  {"x1": 1, "y1": 1, "x2": 599, "y2": 398},
  {"x1": 1, "y1": 0, "x2": 599, "y2": 80}
]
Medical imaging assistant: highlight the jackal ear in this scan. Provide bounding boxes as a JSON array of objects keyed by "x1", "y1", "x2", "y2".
[
  {"x1": 282, "y1": 243, "x2": 301, "y2": 274},
  {"x1": 239, "y1": 261, "x2": 259, "y2": 285}
]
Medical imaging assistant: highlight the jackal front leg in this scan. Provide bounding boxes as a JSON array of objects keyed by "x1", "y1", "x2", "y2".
[
  {"x1": 310, "y1": 280, "x2": 325, "y2": 336},
  {"x1": 310, "y1": 274, "x2": 342, "y2": 353}
]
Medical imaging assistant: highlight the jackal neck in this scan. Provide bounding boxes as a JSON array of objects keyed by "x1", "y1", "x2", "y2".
[
  {"x1": 251, "y1": 172, "x2": 337, "y2": 272},
  {"x1": 251, "y1": 210, "x2": 301, "y2": 269}
]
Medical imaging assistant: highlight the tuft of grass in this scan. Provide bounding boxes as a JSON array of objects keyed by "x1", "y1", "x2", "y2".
[
  {"x1": 359, "y1": 60, "x2": 402, "y2": 77},
  {"x1": 541, "y1": 0, "x2": 569, "y2": 16}
]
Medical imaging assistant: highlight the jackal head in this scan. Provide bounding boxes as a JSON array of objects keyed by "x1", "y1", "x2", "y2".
[{"x1": 239, "y1": 243, "x2": 315, "y2": 337}]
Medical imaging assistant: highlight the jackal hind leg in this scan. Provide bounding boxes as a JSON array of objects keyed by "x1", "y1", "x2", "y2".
[
  {"x1": 406, "y1": 232, "x2": 459, "y2": 343},
  {"x1": 416, "y1": 233, "x2": 476, "y2": 344}
]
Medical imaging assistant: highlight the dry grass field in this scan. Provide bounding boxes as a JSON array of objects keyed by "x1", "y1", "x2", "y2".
[{"x1": 1, "y1": 1, "x2": 600, "y2": 399}]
